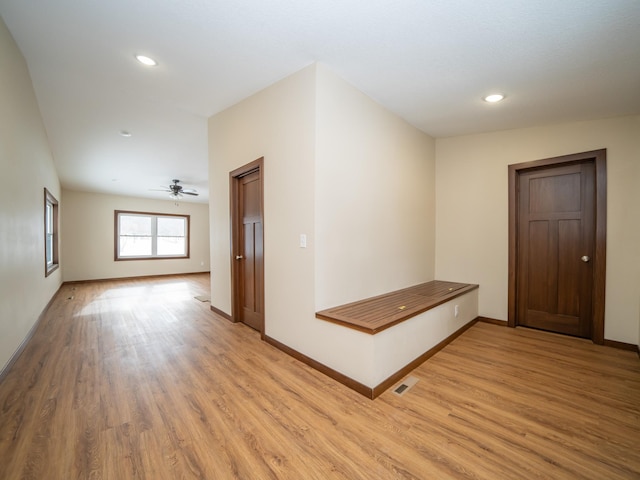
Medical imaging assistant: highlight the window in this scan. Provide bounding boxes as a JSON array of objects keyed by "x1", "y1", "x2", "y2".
[
  {"x1": 115, "y1": 211, "x2": 190, "y2": 260},
  {"x1": 44, "y1": 188, "x2": 59, "y2": 276}
]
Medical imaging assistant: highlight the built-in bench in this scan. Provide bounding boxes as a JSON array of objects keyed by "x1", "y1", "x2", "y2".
[
  {"x1": 316, "y1": 280, "x2": 479, "y2": 334},
  {"x1": 268, "y1": 280, "x2": 481, "y2": 399}
]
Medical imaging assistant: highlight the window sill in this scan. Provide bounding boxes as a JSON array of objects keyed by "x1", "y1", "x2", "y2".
[
  {"x1": 115, "y1": 256, "x2": 189, "y2": 262},
  {"x1": 45, "y1": 263, "x2": 59, "y2": 277}
]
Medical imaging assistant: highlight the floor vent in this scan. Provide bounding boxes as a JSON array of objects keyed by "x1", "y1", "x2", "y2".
[
  {"x1": 395, "y1": 384, "x2": 409, "y2": 394},
  {"x1": 392, "y1": 376, "x2": 419, "y2": 397}
]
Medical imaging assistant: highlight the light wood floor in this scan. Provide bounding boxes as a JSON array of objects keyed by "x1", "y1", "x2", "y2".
[{"x1": 0, "y1": 274, "x2": 638, "y2": 479}]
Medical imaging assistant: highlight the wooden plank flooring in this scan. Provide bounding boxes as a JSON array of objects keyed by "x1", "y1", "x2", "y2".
[{"x1": 0, "y1": 273, "x2": 638, "y2": 479}]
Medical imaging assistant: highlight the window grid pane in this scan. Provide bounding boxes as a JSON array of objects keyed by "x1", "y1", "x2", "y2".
[
  {"x1": 157, "y1": 237, "x2": 185, "y2": 255},
  {"x1": 157, "y1": 217, "x2": 185, "y2": 237},
  {"x1": 46, "y1": 203, "x2": 53, "y2": 233},
  {"x1": 120, "y1": 215, "x2": 152, "y2": 235},
  {"x1": 119, "y1": 236, "x2": 153, "y2": 257},
  {"x1": 46, "y1": 234, "x2": 53, "y2": 265}
]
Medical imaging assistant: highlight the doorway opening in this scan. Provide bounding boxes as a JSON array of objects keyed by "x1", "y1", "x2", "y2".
[{"x1": 508, "y1": 150, "x2": 606, "y2": 344}]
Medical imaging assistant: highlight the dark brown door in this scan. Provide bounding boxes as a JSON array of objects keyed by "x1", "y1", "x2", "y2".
[
  {"x1": 516, "y1": 162, "x2": 595, "y2": 338},
  {"x1": 231, "y1": 159, "x2": 264, "y2": 333}
]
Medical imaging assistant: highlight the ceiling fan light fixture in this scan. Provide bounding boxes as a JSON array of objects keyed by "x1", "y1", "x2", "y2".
[
  {"x1": 151, "y1": 179, "x2": 198, "y2": 200},
  {"x1": 483, "y1": 93, "x2": 505, "y2": 103},
  {"x1": 135, "y1": 54, "x2": 158, "y2": 67}
]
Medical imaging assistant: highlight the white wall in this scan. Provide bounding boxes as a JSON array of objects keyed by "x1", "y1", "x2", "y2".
[
  {"x1": 209, "y1": 64, "x2": 437, "y2": 387},
  {"x1": 61, "y1": 189, "x2": 210, "y2": 281},
  {"x1": 373, "y1": 289, "x2": 477, "y2": 385},
  {"x1": 435, "y1": 115, "x2": 640, "y2": 344},
  {"x1": 0, "y1": 17, "x2": 62, "y2": 371},
  {"x1": 208, "y1": 64, "x2": 317, "y2": 321},
  {"x1": 315, "y1": 64, "x2": 436, "y2": 309}
]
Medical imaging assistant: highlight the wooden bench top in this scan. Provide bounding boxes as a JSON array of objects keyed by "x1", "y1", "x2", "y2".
[{"x1": 316, "y1": 280, "x2": 478, "y2": 334}]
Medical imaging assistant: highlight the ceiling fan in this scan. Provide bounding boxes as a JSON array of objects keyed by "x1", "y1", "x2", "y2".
[{"x1": 152, "y1": 179, "x2": 199, "y2": 199}]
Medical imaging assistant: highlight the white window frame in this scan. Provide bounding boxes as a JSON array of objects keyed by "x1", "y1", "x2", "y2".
[
  {"x1": 44, "y1": 188, "x2": 59, "y2": 276},
  {"x1": 115, "y1": 210, "x2": 190, "y2": 261}
]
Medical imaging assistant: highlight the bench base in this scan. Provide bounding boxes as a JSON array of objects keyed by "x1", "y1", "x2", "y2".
[{"x1": 264, "y1": 281, "x2": 480, "y2": 398}]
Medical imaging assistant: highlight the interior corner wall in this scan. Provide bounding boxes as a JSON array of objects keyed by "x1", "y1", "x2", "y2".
[
  {"x1": 0, "y1": 16, "x2": 62, "y2": 372},
  {"x1": 208, "y1": 64, "x2": 317, "y2": 320},
  {"x1": 208, "y1": 63, "x2": 437, "y2": 388},
  {"x1": 314, "y1": 64, "x2": 436, "y2": 310},
  {"x1": 61, "y1": 189, "x2": 210, "y2": 281},
  {"x1": 435, "y1": 115, "x2": 640, "y2": 344},
  {"x1": 207, "y1": 65, "x2": 373, "y2": 382}
]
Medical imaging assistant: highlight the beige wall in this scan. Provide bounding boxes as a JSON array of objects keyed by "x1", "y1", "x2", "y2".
[
  {"x1": 61, "y1": 190, "x2": 210, "y2": 281},
  {"x1": 435, "y1": 115, "x2": 640, "y2": 344},
  {"x1": 208, "y1": 64, "x2": 317, "y2": 321},
  {"x1": 0, "y1": 17, "x2": 62, "y2": 372},
  {"x1": 208, "y1": 64, "x2": 436, "y2": 386},
  {"x1": 314, "y1": 64, "x2": 436, "y2": 309}
]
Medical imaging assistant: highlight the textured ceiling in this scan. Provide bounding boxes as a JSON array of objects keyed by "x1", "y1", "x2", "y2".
[{"x1": 1, "y1": 0, "x2": 639, "y2": 202}]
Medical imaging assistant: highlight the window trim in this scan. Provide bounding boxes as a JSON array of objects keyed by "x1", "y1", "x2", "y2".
[
  {"x1": 114, "y1": 210, "x2": 190, "y2": 261},
  {"x1": 44, "y1": 188, "x2": 59, "y2": 277}
]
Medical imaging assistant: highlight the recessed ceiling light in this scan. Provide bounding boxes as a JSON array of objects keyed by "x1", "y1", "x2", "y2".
[
  {"x1": 484, "y1": 94, "x2": 505, "y2": 103},
  {"x1": 135, "y1": 54, "x2": 158, "y2": 67},
  {"x1": 120, "y1": 130, "x2": 132, "y2": 137}
]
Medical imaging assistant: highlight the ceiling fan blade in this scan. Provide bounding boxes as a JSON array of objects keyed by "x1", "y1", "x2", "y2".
[
  {"x1": 149, "y1": 188, "x2": 171, "y2": 192},
  {"x1": 182, "y1": 191, "x2": 199, "y2": 196}
]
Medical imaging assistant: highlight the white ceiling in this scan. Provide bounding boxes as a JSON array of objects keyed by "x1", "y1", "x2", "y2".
[{"x1": 1, "y1": 0, "x2": 639, "y2": 203}]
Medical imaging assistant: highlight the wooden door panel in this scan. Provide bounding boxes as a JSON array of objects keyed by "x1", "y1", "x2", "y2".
[
  {"x1": 231, "y1": 158, "x2": 264, "y2": 334},
  {"x1": 526, "y1": 311, "x2": 581, "y2": 336},
  {"x1": 517, "y1": 162, "x2": 595, "y2": 338},
  {"x1": 526, "y1": 220, "x2": 549, "y2": 313},
  {"x1": 243, "y1": 174, "x2": 260, "y2": 220},
  {"x1": 557, "y1": 219, "x2": 580, "y2": 317},
  {"x1": 240, "y1": 172, "x2": 263, "y2": 331},
  {"x1": 243, "y1": 222, "x2": 256, "y2": 311},
  {"x1": 254, "y1": 221, "x2": 264, "y2": 317},
  {"x1": 529, "y1": 172, "x2": 581, "y2": 213}
]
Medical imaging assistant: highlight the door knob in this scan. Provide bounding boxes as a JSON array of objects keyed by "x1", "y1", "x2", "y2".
[
  {"x1": 235, "y1": 255, "x2": 243, "y2": 260},
  {"x1": 581, "y1": 255, "x2": 590, "y2": 262}
]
